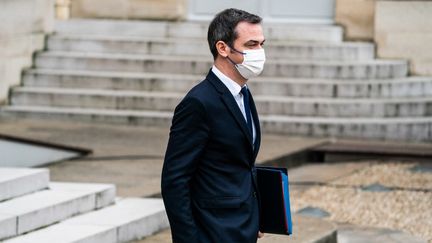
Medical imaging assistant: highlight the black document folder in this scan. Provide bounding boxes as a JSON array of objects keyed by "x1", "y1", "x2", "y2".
[{"x1": 256, "y1": 166, "x2": 293, "y2": 235}]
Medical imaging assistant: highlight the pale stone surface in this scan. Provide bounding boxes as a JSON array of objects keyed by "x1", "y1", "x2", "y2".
[
  {"x1": 0, "y1": 34, "x2": 45, "y2": 104},
  {"x1": 46, "y1": 35, "x2": 373, "y2": 60},
  {"x1": 0, "y1": 0, "x2": 53, "y2": 104},
  {"x1": 70, "y1": 0, "x2": 187, "y2": 20},
  {"x1": 11, "y1": 86, "x2": 432, "y2": 118},
  {"x1": 288, "y1": 163, "x2": 370, "y2": 184},
  {"x1": 4, "y1": 224, "x2": 116, "y2": 243},
  {"x1": 0, "y1": 168, "x2": 49, "y2": 202},
  {"x1": 64, "y1": 198, "x2": 169, "y2": 242},
  {"x1": 2, "y1": 16, "x2": 429, "y2": 143},
  {"x1": 54, "y1": 19, "x2": 343, "y2": 42},
  {"x1": 0, "y1": 0, "x2": 54, "y2": 37},
  {"x1": 335, "y1": 0, "x2": 376, "y2": 41},
  {"x1": 1, "y1": 118, "x2": 430, "y2": 242},
  {"x1": 265, "y1": 24, "x2": 343, "y2": 42},
  {"x1": 338, "y1": 224, "x2": 427, "y2": 243},
  {"x1": 0, "y1": 119, "x2": 325, "y2": 197},
  {"x1": 32, "y1": 51, "x2": 407, "y2": 79},
  {"x1": 2, "y1": 106, "x2": 431, "y2": 141},
  {"x1": 49, "y1": 182, "x2": 116, "y2": 208},
  {"x1": 0, "y1": 214, "x2": 16, "y2": 240},
  {"x1": 21, "y1": 69, "x2": 432, "y2": 98},
  {"x1": 375, "y1": 1, "x2": 432, "y2": 76},
  {"x1": 0, "y1": 189, "x2": 95, "y2": 235},
  {"x1": 260, "y1": 116, "x2": 432, "y2": 142},
  {"x1": 5, "y1": 198, "x2": 169, "y2": 243},
  {"x1": 0, "y1": 35, "x2": 45, "y2": 58},
  {"x1": 135, "y1": 215, "x2": 337, "y2": 243},
  {"x1": 55, "y1": 0, "x2": 71, "y2": 19},
  {"x1": 0, "y1": 182, "x2": 115, "y2": 236}
]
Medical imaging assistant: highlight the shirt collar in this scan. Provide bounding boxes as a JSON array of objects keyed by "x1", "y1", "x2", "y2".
[{"x1": 212, "y1": 65, "x2": 245, "y2": 96}]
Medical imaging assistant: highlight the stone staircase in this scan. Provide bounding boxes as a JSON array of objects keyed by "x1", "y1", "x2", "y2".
[
  {"x1": 1, "y1": 19, "x2": 431, "y2": 141},
  {"x1": 0, "y1": 167, "x2": 168, "y2": 242}
]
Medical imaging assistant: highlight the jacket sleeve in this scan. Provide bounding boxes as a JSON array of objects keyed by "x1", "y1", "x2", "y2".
[{"x1": 161, "y1": 96, "x2": 209, "y2": 243}]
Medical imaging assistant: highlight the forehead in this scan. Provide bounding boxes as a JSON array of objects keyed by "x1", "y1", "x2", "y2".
[{"x1": 234, "y1": 21, "x2": 264, "y2": 43}]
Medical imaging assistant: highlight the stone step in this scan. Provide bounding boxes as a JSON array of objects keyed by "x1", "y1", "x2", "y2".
[
  {"x1": 0, "y1": 182, "x2": 115, "y2": 240},
  {"x1": 55, "y1": 19, "x2": 343, "y2": 42},
  {"x1": 47, "y1": 35, "x2": 374, "y2": 61},
  {"x1": 259, "y1": 215, "x2": 337, "y2": 243},
  {"x1": 135, "y1": 214, "x2": 337, "y2": 243},
  {"x1": 23, "y1": 69, "x2": 432, "y2": 98},
  {"x1": 317, "y1": 140, "x2": 432, "y2": 157},
  {"x1": 0, "y1": 106, "x2": 173, "y2": 127},
  {"x1": 337, "y1": 224, "x2": 427, "y2": 243},
  {"x1": 10, "y1": 87, "x2": 432, "y2": 118},
  {"x1": 0, "y1": 167, "x2": 49, "y2": 202},
  {"x1": 260, "y1": 115, "x2": 432, "y2": 142},
  {"x1": 0, "y1": 106, "x2": 431, "y2": 141},
  {"x1": 4, "y1": 198, "x2": 169, "y2": 243},
  {"x1": 35, "y1": 52, "x2": 408, "y2": 79}
]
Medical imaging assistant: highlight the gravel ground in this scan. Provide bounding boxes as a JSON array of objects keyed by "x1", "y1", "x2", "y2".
[
  {"x1": 330, "y1": 162, "x2": 432, "y2": 190},
  {"x1": 291, "y1": 162, "x2": 432, "y2": 242}
]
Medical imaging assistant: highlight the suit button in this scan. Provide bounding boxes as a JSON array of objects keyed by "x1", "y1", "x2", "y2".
[{"x1": 253, "y1": 191, "x2": 257, "y2": 198}]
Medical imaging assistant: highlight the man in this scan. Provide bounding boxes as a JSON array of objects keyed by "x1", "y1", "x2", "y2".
[{"x1": 161, "y1": 8, "x2": 266, "y2": 243}]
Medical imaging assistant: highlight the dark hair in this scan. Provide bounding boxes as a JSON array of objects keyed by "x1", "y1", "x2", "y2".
[{"x1": 207, "y1": 8, "x2": 262, "y2": 59}]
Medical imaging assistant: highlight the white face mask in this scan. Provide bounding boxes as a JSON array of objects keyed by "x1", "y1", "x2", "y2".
[{"x1": 228, "y1": 48, "x2": 266, "y2": 80}]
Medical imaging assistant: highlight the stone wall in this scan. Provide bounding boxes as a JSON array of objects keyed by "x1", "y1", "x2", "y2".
[
  {"x1": 0, "y1": 0, "x2": 54, "y2": 104},
  {"x1": 56, "y1": 0, "x2": 71, "y2": 19},
  {"x1": 69, "y1": 0, "x2": 187, "y2": 20},
  {"x1": 335, "y1": 0, "x2": 432, "y2": 76},
  {"x1": 335, "y1": 0, "x2": 376, "y2": 41},
  {"x1": 375, "y1": 1, "x2": 432, "y2": 76}
]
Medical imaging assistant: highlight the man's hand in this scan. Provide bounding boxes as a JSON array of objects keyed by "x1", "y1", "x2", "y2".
[{"x1": 258, "y1": 231, "x2": 265, "y2": 238}]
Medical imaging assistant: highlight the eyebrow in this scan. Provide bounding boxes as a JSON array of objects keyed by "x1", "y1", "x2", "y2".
[{"x1": 245, "y1": 39, "x2": 266, "y2": 45}]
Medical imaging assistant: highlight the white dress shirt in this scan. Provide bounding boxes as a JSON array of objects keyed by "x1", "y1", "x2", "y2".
[{"x1": 212, "y1": 66, "x2": 256, "y2": 143}]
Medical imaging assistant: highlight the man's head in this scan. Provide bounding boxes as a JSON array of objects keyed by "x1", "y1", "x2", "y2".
[
  {"x1": 208, "y1": 8, "x2": 262, "y2": 59},
  {"x1": 208, "y1": 8, "x2": 265, "y2": 84}
]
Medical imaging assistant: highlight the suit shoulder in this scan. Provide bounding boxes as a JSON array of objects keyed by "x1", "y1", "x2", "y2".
[
  {"x1": 173, "y1": 79, "x2": 213, "y2": 121},
  {"x1": 184, "y1": 79, "x2": 216, "y2": 102}
]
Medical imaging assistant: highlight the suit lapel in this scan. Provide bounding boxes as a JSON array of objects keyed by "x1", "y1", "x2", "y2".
[
  {"x1": 220, "y1": 93, "x2": 253, "y2": 144},
  {"x1": 206, "y1": 71, "x2": 254, "y2": 146},
  {"x1": 249, "y1": 91, "x2": 261, "y2": 160}
]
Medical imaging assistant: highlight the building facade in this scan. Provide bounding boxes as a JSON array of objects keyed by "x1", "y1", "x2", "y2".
[
  {"x1": 1, "y1": 0, "x2": 431, "y2": 106},
  {"x1": 62, "y1": 0, "x2": 432, "y2": 76},
  {"x1": 187, "y1": 0, "x2": 336, "y2": 24}
]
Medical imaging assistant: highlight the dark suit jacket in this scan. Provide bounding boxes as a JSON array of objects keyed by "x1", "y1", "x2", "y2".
[{"x1": 161, "y1": 70, "x2": 261, "y2": 243}]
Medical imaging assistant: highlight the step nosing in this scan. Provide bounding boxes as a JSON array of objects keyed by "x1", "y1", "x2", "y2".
[
  {"x1": 261, "y1": 115, "x2": 432, "y2": 123},
  {"x1": 2, "y1": 106, "x2": 173, "y2": 116},
  {"x1": 3, "y1": 198, "x2": 168, "y2": 243},
  {"x1": 38, "y1": 52, "x2": 405, "y2": 65},
  {"x1": 55, "y1": 19, "x2": 342, "y2": 30},
  {"x1": 3, "y1": 106, "x2": 432, "y2": 121},
  {"x1": 13, "y1": 87, "x2": 185, "y2": 97},
  {"x1": 0, "y1": 191, "x2": 104, "y2": 214},
  {"x1": 49, "y1": 34, "x2": 371, "y2": 47},
  {"x1": 25, "y1": 69, "x2": 202, "y2": 80},
  {"x1": 38, "y1": 51, "x2": 212, "y2": 61},
  {"x1": 0, "y1": 168, "x2": 49, "y2": 202},
  {"x1": 23, "y1": 69, "x2": 432, "y2": 84},
  {"x1": 12, "y1": 88, "x2": 432, "y2": 103}
]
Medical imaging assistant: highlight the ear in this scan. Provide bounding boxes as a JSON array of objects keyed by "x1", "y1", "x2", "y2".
[{"x1": 216, "y1": 41, "x2": 229, "y2": 58}]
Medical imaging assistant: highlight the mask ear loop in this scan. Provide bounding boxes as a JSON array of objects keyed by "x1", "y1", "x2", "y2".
[
  {"x1": 226, "y1": 44, "x2": 245, "y2": 67},
  {"x1": 230, "y1": 46, "x2": 245, "y2": 55}
]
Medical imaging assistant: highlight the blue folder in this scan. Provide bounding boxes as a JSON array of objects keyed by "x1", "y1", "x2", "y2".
[{"x1": 256, "y1": 166, "x2": 293, "y2": 235}]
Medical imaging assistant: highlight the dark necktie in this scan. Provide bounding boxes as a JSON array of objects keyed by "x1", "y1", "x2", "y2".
[{"x1": 241, "y1": 86, "x2": 253, "y2": 136}]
